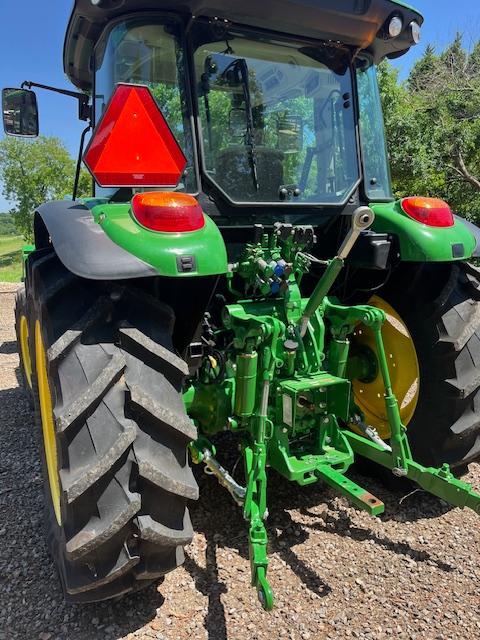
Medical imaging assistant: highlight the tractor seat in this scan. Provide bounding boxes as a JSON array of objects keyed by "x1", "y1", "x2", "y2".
[{"x1": 215, "y1": 146, "x2": 284, "y2": 201}]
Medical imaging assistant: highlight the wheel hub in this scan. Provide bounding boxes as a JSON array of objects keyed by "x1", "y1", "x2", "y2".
[{"x1": 350, "y1": 295, "x2": 420, "y2": 440}]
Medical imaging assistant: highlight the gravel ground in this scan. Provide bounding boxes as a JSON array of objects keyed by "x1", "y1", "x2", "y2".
[{"x1": 1, "y1": 283, "x2": 479, "y2": 640}]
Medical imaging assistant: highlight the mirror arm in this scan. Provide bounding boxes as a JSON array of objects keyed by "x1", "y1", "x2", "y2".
[
  {"x1": 73, "y1": 124, "x2": 92, "y2": 201},
  {"x1": 21, "y1": 81, "x2": 91, "y2": 122}
]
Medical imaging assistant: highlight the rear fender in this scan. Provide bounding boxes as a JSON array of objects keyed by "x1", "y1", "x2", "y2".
[
  {"x1": 34, "y1": 200, "x2": 228, "y2": 280},
  {"x1": 371, "y1": 201, "x2": 479, "y2": 262},
  {"x1": 90, "y1": 201, "x2": 228, "y2": 278},
  {"x1": 455, "y1": 215, "x2": 480, "y2": 257}
]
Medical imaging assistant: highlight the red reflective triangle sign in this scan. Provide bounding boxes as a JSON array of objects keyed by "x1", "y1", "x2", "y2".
[{"x1": 83, "y1": 83, "x2": 187, "y2": 188}]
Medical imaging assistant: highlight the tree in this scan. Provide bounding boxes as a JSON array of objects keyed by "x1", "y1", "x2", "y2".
[
  {"x1": 378, "y1": 35, "x2": 480, "y2": 221},
  {"x1": 0, "y1": 212, "x2": 18, "y2": 235},
  {"x1": 0, "y1": 136, "x2": 91, "y2": 241}
]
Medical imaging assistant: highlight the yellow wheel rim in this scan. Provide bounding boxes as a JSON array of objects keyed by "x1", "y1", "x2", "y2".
[
  {"x1": 351, "y1": 295, "x2": 420, "y2": 440},
  {"x1": 19, "y1": 315, "x2": 32, "y2": 389},
  {"x1": 35, "y1": 320, "x2": 61, "y2": 525}
]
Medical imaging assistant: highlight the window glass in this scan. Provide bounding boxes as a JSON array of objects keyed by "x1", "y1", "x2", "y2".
[
  {"x1": 193, "y1": 27, "x2": 359, "y2": 204},
  {"x1": 357, "y1": 64, "x2": 392, "y2": 200},
  {"x1": 94, "y1": 19, "x2": 197, "y2": 193}
]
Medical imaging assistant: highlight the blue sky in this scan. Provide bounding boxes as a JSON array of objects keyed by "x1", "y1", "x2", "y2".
[{"x1": 0, "y1": 0, "x2": 479, "y2": 211}]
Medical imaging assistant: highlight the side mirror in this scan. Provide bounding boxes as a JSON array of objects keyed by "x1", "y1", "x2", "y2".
[{"x1": 2, "y1": 88, "x2": 39, "y2": 137}]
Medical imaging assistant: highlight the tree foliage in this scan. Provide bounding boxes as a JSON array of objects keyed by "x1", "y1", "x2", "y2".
[
  {"x1": 378, "y1": 35, "x2": 480, "y2": 220},
  {"x1": 0, "y1": 212, "x2": 18, "y2": 235},
  {"x1": 0, "y1": 136, "x2": 91, "y2": 241}
]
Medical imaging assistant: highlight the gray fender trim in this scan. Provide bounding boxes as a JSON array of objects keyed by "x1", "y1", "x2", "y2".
[
  {"x1": 455, "y1": 215, "x2": 480, "y2": 258},
  {"x1": 35, "y1": 201, "x2": 158, "y2": 280}
]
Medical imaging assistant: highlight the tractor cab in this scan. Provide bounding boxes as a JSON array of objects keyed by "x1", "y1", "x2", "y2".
[
  {"x1": 63, "y1": 0, "x2": 423, "y2": 216},
  {"x1": 6, "y1": 0, "x2": 480, "y2": 614}
]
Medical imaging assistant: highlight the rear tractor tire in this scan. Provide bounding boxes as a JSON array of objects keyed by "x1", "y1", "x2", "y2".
[
  {"x1": 26, "y1": 250, "x2": 198, "y2": 602},
  {"x1": 353, "y1": 261, "x2": 480, "y2": 472},
  {"x1": 15, "y1": 284, "x2": 33, "y2": 405}
]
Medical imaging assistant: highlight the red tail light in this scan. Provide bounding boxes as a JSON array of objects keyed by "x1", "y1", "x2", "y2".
[
  {"x1": 401, "y1": 197, "x2": 454, "y2": 228},
  {"x1": 131, "y1": 192, "x2": 205, "y2": 232}
]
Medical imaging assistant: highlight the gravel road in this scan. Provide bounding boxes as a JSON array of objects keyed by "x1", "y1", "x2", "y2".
[{"x1": 1, "y1": 283, "x2": 479, "y2": 640}]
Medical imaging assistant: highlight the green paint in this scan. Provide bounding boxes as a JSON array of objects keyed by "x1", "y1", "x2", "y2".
[
  {"x1": 183, "y1": 223, "x2": 480, "y2": 611},
  {"x1": 234, "y1": 352, "x2": 258, "y2": 417},
  {"x1": 371, "y1": 200, "x2": 476, "y2": 261},
  {"x1": 299, "y1": 256, "x2": 344, "y2": 335},
  {"x1": 316, "y1": 465, "x2": 384, "y2": 516},
  {"x1": 21, "y1": 243, "x2": 35, "y2": 280},
  {"x1": 345, "y1": 431, "x2": 480, "y2": 513},
  {"x1": 268, "y1": 420, "x2": 354, "y2": 485},
  {"x1": 343, "y1": 315, "x2": 480, "y2": 512},
  {"x1": 90, "y1": 202, "x2": 228, "y2": 277},
  {"x1": 188, "y1": 379, "x2": 235, "y2": 435},
  {"x1": 390, "y1": 0, "x2": 423, "y2": 20},
  {"x1": 21, "y1": 244, "x2": 35, "y2": 262}
]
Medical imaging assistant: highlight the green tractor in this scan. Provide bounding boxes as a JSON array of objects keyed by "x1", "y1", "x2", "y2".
[{"x1": 4, "y1": 0, "x2": 480, "y2": 610}]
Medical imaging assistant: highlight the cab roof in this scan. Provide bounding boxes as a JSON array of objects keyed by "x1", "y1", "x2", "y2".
[{"x1": 64, "y1": 0, "x2": 423, "y2": 92}]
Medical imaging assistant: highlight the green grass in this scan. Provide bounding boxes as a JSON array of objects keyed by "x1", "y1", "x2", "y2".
[{"x1": 0, "y1": 235, "x2": 24, "y2": 282}]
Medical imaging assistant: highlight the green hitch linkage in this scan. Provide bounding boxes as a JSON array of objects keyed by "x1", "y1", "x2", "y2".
[
  {"x1": 243, "y1": 344, "x2": 275, "y2": 611},
  {"x1": 191, "y1": 435, "x2": 274, "y2": 610},
  {"x1": 190, "y1": 343, "x2": 277, "y2": 610},
  {"x1": 345, "y1": 320, "x2": 480, "y2": 515},
  {"x1": 240, "y1": 322, "x2": 283, "y2": 610},
  {"x1": 298, "y1": 207, "x2": 375, "y2": 337},
  {"x1": 189, "y1": 439, "x2": 275, "y2": 607},
  {"x1": 243, "y1": 433, "x2": 273, "y2": 611}
]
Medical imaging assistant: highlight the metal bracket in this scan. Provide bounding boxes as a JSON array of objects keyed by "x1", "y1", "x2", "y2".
[
  {"x1": 343, "y1": 311, "x2": 480, "y2": 515},
  {"x1": 21, "y1": 80, "x2": 91, "y2": 121}
]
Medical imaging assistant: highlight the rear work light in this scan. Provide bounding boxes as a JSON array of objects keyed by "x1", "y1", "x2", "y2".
[
  {"x1": 401, "y1": 197, "x2": 454, "y2": 228},
  {"x1": 131, "y1": 192, "x2": 205, "y2": 233}
]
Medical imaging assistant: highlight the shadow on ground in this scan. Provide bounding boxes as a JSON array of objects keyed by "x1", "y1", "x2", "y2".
[
  {"x1": 0, "y1": 340, "x2": 17, "y2": 355},
  {"x1": 181, "y1": 434, "x2": 456, "y2": 640},
  {"x1": 0, "y1": 369, "x2": 457, "y2": 640}
]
